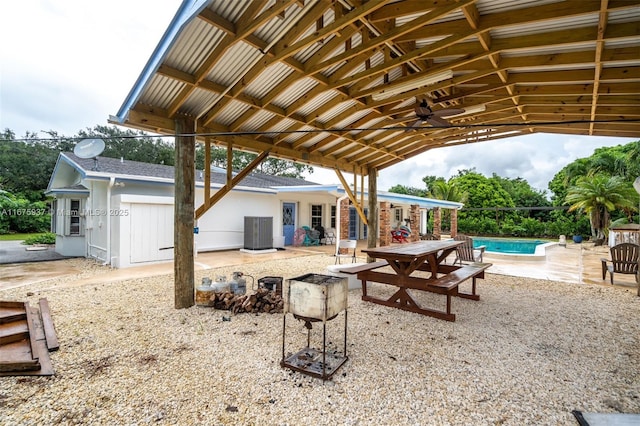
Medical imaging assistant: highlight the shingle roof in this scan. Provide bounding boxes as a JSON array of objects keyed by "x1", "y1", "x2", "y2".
[{"x1": 63, "y1": 153, "x2": 319, "y2": 188}]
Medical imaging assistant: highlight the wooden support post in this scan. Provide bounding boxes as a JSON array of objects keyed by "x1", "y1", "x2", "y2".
[
  {"x1": 226, "y1": 141, "x2": 233, "y2": 183},
  {"x1": 367, "y1": 167, "x2": 378, "y2": 262},
  {"x1": 174, "y1": 117, "x2": 195, "y2": 309},
  {"x1": 204, "y1": 139, "x2": 211, "y2": 209}
]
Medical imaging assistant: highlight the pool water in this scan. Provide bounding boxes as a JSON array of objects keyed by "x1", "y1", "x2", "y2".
[{"x1": 473, "y1": 238, "x2": 545, "y2": 255}]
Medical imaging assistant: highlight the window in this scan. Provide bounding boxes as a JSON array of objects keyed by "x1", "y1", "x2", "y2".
[
  {"x1": 69, "y1": 199, "x2": 81, "y2": 235},
  {"x1": 394, "y1": 208, "x2": 403, "y2": 223},
  {"x1": 311, "y1": 204, "x2": 323, "y2": 228},
  {"x1": 330, "y1": 205, "x2": 336, "y2": 228}
]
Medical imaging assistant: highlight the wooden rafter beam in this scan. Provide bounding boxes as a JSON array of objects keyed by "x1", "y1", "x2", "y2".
[
  {"x1": 590, "y1": 0, "x2": 609, "y2": 135},
  {"x1": 195, "y1": 150, "x2": 270, "y2": 219},
  {"x1": 334, "y1": 169, "x2": 368, "y2": 225}
]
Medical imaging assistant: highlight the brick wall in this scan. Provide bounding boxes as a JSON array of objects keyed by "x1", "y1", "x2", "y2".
[
  {"x1": 379, "y1": 201, "x2": 391, "y2": 246},
  {"x1": 340, "y1": 200, "x2": 350, "y2": 240},
  {"x1": 433, "y1": 207, "x2": 441, "y2": 239},
  {"x1": 409, "y1": 204, "x2": 420, "y2": 242},
  {"x1": 450, "y1": 209, "x2": 458, "y2": 238}
]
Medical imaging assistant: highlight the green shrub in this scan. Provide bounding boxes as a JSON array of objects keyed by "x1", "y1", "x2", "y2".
[
  {"x1": 0, "y1": 193, "x2": 51, "y2": 233},
  {"x1": 519, "y1": 217, "x2": 547, "y2": 237},
  {"x1": 22, "y1": 233, "x2": 56, "y2": 245}
]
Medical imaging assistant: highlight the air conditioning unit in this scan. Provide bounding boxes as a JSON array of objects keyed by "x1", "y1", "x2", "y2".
[{"x1": 244, "y1": 217, "x2": 273, "y2": 250}]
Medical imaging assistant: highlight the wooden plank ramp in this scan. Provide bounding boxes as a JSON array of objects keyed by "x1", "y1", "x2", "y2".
[{"x1": 0, "y1": 299, "x2": 58, "y2": 376}]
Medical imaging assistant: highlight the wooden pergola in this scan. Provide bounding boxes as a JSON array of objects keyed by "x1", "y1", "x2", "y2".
[{"x1": 111, "y1": 0, "x2": 640, "y2": 307}]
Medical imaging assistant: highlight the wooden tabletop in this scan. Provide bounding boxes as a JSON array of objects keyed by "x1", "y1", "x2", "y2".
[{"x1": 362, "y1": 240, "x2": 462, "y2": 259}]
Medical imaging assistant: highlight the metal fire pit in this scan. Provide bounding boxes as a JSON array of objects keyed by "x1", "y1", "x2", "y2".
[{"x1": 281, "y1": 274, "x2": 348, "y2": 380}]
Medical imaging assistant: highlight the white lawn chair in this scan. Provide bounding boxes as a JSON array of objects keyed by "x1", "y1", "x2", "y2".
[{"x1": 335, "y1": 240, "x2": 357, "y2": 264}]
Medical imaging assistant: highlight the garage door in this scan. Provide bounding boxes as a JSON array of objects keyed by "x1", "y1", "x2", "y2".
[{"x1": 130, "y1": 203, "x2": 174, "y2": 263}]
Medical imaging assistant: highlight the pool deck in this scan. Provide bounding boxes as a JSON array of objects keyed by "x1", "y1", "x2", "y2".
[
  {"x1": 480, "y1": 242, "x2": 610, "y2": 285},
  {"x1": 1, "y1": 239, "x2": 638, "y2": 292}
]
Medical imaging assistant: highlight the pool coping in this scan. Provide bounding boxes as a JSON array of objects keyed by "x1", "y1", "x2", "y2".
[{"x1": 482, "y1": 241, "x2": 557, "y2": 261}]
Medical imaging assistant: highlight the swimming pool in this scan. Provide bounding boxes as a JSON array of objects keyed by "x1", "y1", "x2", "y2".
[
  {"x1": 472, "y1": 237, "x2": 555, "y2": 260},
  {"x1": 473, "y1": 238, "x2": 544, "y2": 254}
]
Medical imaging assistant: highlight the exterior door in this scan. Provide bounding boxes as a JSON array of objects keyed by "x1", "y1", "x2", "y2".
[
  {"x1": 130, "y1": 203, "x2": 174, "y2": 263},
  {"x1": 349, "y1": 207, "x2": 357, "y2": 239},
  {"x1": 283, "y1": 202, "x2": 296, "y2": 245},
  {"x1": 348, "y1": 207, "x2": 368, "y2": 240}
]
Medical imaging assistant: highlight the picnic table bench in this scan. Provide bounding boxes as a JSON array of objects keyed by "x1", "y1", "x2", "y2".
[
  {"x1": 358, "y1": 241, "x2": 492, "y2": 321},
  {"x1": 335, "y1": 260, "x2": 389, "y2": 275}
]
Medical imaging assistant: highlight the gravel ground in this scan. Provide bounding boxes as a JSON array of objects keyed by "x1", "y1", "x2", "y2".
[{"x1": 1, "y1": 254, "x2": 639, "y2": 425}]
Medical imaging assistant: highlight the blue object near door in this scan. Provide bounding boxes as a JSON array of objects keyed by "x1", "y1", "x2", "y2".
[{"x1": 283, "y1": 203, "x2": 296, "y2": 245}]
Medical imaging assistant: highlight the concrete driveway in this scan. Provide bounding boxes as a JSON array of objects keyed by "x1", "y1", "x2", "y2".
[
  {"x1": 0, "y1": 241, "x2": 80, "y2": 290},
  {"x1": 0, "y1": 240, "x2": 71, "y2": 264}
]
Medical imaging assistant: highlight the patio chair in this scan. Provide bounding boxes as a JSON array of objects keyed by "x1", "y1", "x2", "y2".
[
  {"x1": 601, "y1": 243, "x2": 639, "y2": 287},
  {"x1": 324, "y1": 228, "x2": 336, "y2": 245},
  {"x1": 301, "y1": 226, "x2": 320, "y2": 246},
  {"x1": 314, "y1": 224, "x2": 326, "y2": 244},
  {"x1": 335, "y1": 240, "x2": 357, "y2": 264},
  {"x1": 391, "y1": 227, "x2": 410, "y2": 243},
  {"x1": 453, "y1": 235, "x2": 486, "y2": 265},
  {"x1": 420, "y1": 233, "x2": 439, "y2": 240},
  {"x1": 293, "y1": 228, "x2": 306, "y2": 246}
]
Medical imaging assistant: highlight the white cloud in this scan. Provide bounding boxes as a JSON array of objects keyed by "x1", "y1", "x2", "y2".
[
  {"x1": 0, "y1": 0, "x2": 181, "y2": 136},
  {"x1": 305, "y1": 134, "x2": 636, "y2": 194},
  {"x1": 1, "y1": 1, "x2": 636, "y2": 195}
]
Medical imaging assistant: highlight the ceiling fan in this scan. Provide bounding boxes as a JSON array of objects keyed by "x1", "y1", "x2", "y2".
[{"x1": 408, "y1": 99, "x2": 465, "y2": 129}]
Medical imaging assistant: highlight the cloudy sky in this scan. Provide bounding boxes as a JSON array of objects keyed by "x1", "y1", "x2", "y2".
[{"x1": 1, "y1": 1, "x2": 636, "y2": 194}]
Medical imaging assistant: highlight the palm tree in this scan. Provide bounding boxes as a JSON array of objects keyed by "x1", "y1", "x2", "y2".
[
  {"x1": 429, "y1": 181, "x2": 467, "y2": 231},
  {"x1": 430, "y1": 180, "x2": 467, "y2": 204},
  {"x1": 565, "y1": 174, "x2": 637, "y2": 242}
]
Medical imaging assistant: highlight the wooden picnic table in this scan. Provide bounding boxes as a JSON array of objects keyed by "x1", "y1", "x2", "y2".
[{"x1": 358, "y1": 241, "x2": 491, "y2": 321}]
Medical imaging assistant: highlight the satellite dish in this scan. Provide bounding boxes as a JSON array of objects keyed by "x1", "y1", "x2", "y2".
[
  {"x1": 74, "y1": 138, "x2": 105, "y2": 159},
  {"x1": 74, "y1": 138, "x2": 105, "y2": 171},
  {"x1": 634, "y1": 177, "x2": 640, "y2": 194}
]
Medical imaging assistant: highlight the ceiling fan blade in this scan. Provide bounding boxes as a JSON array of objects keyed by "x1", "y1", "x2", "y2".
[
  {"x1": 433, "y1": 108, "x2": 465, "y2": 117},
  {"x1": 404, "y1": 119, "x2": 424, "y2": 131},
  {"x1": 415, "y1": 105, "x2": 432, "y2": 116},
  {"x1": 426, "y1": 116, "x2": 452, "y2": 127}
]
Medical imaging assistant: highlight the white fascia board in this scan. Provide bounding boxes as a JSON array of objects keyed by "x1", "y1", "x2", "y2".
[
  {"x1": 271, "y1": 184, "x2": 340, "y2": 192},
  {"x1": 44, "y1": 188, "x2": 90, "y2": 196},
  {"x1": 116, "y1": 194, "x2": 174, "y2": 205},
  {"x1": 377, "y1": 191, "x2": 464, "y2": 209},
  {"x1": 195, "y1": 182, "x2": 277, "y2": 195},
  {"x1": 331, "y1": 186, "x2": 463, "y2": 209},
  {"x1": 273, "y1": 183, "x2": 462, "y2": 209},
  {"x1": 46, "y1": 154, "x2": 69, "y2": 191}
]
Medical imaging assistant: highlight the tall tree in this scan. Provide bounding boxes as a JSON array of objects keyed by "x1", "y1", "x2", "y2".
[
  {"x1": 195, "y1": 144, "x2": 313, "y2": 178},
  {"x1": 430, "y1": 180, "x2": 467, "y2": 204},
  {"x1": 565, "y1": 174, "x2": 637, "y2": 241},
  {"x1": 421, "y1": 175, "x2": 445, "y2": 195},
  {"x1": 77, "y1": 125, "x2": 175, "y2": 165},
  {"x1": 490, "y1": 174, "x2": 551, "y2": 220},
  {"x1": 388, "y1": 184, "x2": 427, "y2": 197},
  {"x1": 0, "y1": 135, "x2": 58, "y2": 201}
]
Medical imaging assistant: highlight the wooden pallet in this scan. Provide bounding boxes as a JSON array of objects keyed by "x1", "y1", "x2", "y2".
[{"x1": 0, "y1": 299, "x2": 58, "y2": 376}]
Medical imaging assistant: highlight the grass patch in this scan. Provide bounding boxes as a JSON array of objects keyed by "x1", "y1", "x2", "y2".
[{"x1": 0, "y1": 232, "x2": 51, "y2": 242}]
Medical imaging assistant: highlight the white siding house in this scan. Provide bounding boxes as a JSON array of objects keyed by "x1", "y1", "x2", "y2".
[{"x1": 46, "y1": 153, "x2": 462, "y2": 268}]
